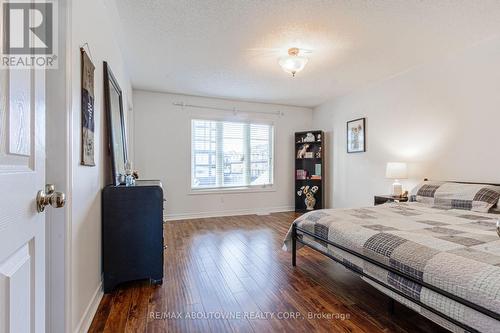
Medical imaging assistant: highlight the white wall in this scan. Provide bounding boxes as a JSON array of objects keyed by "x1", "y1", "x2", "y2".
[
  {"x1": 70, "y1": 0, "x2": 132, "y2": 332},
  {"x1": 132, "y1": 91, "x2": 313, "y2": 220},
  {"x1": 313, "y1": 36, "x2": 500, "y2": 209}
]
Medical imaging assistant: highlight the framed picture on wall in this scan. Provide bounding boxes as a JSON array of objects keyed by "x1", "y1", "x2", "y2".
[
  {"x1": 81, "y1": 47, "x2": 96, "y2": 166},
  {"x1": 347, "y1": 118, "x2": 366, "y2": 153}
]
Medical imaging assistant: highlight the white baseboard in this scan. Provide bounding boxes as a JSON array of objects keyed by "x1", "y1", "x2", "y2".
[
  {"x1": 164, "y1": 206, "x2": 294, "y2": 221},
  {"x1": 74, "y1": 282, "x2": 103, "y2": 333}
]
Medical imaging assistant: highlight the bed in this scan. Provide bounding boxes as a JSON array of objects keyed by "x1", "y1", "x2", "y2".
[{"x1": 283, "y1": 181, "x2": 500, "y2": 333}]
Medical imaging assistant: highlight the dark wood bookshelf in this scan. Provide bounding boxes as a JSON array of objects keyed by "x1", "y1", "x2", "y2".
[
  {"x1": 295, "y1": 141, "x2": 322, "y2": 145},
  {"x1": 296, "y1": 178, "x2": 322, "y2": 181},
  {"x1": 295, "y1": 130, "x2": 325, "y2": 212},
  {"x1": 296, "y1": 158, "x2": 322, "y2": 161}
]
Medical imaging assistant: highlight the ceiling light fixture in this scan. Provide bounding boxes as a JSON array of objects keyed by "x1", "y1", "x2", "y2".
[{"x1": 278, "y1": 47, "x2": 309, "y2": 77}]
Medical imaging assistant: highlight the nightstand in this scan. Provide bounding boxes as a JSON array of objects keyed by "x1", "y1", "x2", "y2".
[{"x1": 374, "y1": 195, "x2": 409, "y2": 206}]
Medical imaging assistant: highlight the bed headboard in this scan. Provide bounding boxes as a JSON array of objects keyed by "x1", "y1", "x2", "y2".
[{"x1": 423, "y1": 178, "x2": 500, "y2": 187}]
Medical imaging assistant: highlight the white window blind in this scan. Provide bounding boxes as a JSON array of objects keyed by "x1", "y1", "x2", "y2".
[{"x1": 191, "y1": 119, "x2": 274, "y2": 190}]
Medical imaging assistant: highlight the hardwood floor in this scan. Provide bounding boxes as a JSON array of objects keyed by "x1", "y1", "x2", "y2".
[{"x1": 89, "y1": 212, "x2": 448, "y2": 333}]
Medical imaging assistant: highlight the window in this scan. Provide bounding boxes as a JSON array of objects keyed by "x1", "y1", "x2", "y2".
[{"x1": 191, "y1": 119, "x2": 274, "y2": 190}]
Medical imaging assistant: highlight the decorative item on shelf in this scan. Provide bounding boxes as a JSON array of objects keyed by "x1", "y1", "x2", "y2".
[
  {"x1": 297, "y1": 185, "x2": 319, "y2": 210},
  {"x1": 125, "y1": 175, "x2": 135, "y2": 186},
  {"x1": 386, "y1": 162, "x2": 408, "y2": 196},
  {"x1": 315, "y1": 147, "x2": 322, "y2": 158},
  {"x1": 296, "y1": 169, "x2": 307, "y2": 180},
  {"x1": 303, "y1": 132, "x2": 316, "y2": 142},
  {"x1": 124, "y1": 161, "x2": 135, "y2": 186},
  {"x1": 304, "y1": 152, "x2": 314, "y2": 159},
  {"x1": 316, "y1": 133, "x2": 321, "y2": 142},
  {"x1": 297, "y1": 144, "x2": 309, "y2": 159},
  {"x1": 347, "y1": 118, "x2": 366, "y2": 153},
  {"x1": 116, "y1": 173, "x2": 126, "y2": 185}
]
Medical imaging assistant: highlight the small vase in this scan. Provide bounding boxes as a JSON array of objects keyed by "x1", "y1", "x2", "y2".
[{"x1": 305, "y1": 196, "x2": 316, "y2": 210}]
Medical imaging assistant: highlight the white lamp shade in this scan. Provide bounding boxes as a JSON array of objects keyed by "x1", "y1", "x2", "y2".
[
  {"x1": 386, "y1": 162, "x2": 408, "y2": 179},
  {"x1": 278, "y1": 56, "x2": 308, "y2": 75}
]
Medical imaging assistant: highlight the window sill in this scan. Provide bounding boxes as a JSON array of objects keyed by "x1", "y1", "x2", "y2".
[{"x1": 189, "y1": 186, "x2": 276, "y2": 195}]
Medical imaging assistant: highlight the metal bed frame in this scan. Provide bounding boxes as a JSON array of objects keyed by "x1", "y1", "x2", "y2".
[
  {"x1": 290, "y1": 179, "x2": 500, "y2": 333},
  {"x1": 291, "y1": 224, "x2": 500, "y2": 332}
]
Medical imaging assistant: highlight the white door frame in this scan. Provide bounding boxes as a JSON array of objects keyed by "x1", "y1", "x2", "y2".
[{"x1": 45, "y1": 0, "x2": 73, "y2": 332}]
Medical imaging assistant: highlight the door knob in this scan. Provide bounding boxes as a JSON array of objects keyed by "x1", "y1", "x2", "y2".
[{"x1": 37, "y1": 184, "x2": 66, "y2": 213}]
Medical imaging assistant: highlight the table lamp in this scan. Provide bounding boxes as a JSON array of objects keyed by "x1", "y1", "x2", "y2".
[{"x1": 386, "y1": 162, "x2": 408, "y2": 197}]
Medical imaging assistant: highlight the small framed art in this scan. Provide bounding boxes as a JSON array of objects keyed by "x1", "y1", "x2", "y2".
[{"x1": 347, "y1": 118, "x2": 366, "y2": 153}]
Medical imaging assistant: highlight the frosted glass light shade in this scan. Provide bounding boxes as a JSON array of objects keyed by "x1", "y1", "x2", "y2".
[
  {"x1": 278, "y1": 56, "x2": 308, "y2": 76},
  {"x1": 385, "y1": 162, "x2": 408, "y2": 179}
]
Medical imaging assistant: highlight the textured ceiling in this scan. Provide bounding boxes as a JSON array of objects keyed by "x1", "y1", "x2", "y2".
[{"x1": 115, "y1": 0, "x2": 500, "y2": 107}]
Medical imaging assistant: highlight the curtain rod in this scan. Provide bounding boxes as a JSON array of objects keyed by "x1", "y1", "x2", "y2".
[{"x1": 172, "y1": 102, "x2": 284, "y2": 116}]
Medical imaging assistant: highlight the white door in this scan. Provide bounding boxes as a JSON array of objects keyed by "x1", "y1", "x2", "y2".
[{"x1": 0, "y1": 1, "x2": 49, "y2": 332}]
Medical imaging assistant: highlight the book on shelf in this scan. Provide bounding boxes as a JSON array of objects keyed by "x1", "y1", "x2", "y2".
[
  {"x1": 296, "y1": 169, "x2": 307, "y2": 180},
  {"x1": 311, "y1": 175, "x2": 322, "y2": 180},
  {"x1": 304, "y1": 152, "x2": 314, "y2": 159},
  {"x1": 315, "y1": 164, "x2": 321, "y2": 176}
]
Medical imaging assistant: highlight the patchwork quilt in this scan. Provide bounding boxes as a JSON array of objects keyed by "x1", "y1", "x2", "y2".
[{"x1": 283, "y1": 202, "x2": 500, "y2": 333}]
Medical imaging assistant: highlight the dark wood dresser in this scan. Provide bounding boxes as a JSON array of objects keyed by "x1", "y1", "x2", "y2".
[{"x1": 102, "y1": 180, "x2": 164, "y2": 293}]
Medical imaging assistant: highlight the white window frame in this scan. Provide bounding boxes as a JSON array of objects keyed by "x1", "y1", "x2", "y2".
[{"x1": 189, "y1": 117, "x2": 276, "y2": 195}]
